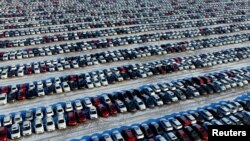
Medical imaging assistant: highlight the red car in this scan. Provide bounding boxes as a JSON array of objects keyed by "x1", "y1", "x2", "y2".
[
  {"x1": 17, "y1": 90, "x2": 26, "y2": 100},
  {"x1": 176, "y1": 129, "x2": 192, "y2": 141},
  {"x1": 97, "y1": 104, "x2": 109, "y2": 118},
  {"x1": 192, "y1": 124, "x2": 208, "y2": 140},
  {"x1": 40, "y1": 65, "x2": 47, "y2": 73},
  {"x1": 0, "y1": 33, "x2": 4, "y2": 38},
  {"x1": 25, "y1": 67, "x2": 32, "y2": 75},
  {"x1": 121, "y1": 128, "x2": 136, "y2": 141},
  {"x1": 0, "y1": 127, "x2": 7, "y2": 141},
  {"x1": 200, "y1": 76, "x2": 211, "y2": 84},
  {"x1": 157, "y1": 66, "x2": 167, "y2": 74},
  {"x1": 18, "y1": 84, "x2": 27, "y2": 92},
  {"x1": 192, "y1": 77, "x2": 204, "y2": 85},
  {"x1": 67, "y1": 112, "x2": 78, "y2": 126},
  {"x1": 107, "y1": 103, "x2": 118, "y2": 115},
  {"x1": 226, "y1": 71, "x2": 235, "y2": 77},
  {"x1": 75, "y1": 110, "x2": 87, "y2": 123},
  {"x1": 69, "y1": 75, "x2": 78, "y2": 81},
  {"x1": 91, "y1": 97, "x2": 101, "y2": 107},
  {"x1": 176, "y1": 115, "x2": 192, "y2": 126},
  {"x1": 0, "y1": 86, "x2": 10, "y2": 94}
]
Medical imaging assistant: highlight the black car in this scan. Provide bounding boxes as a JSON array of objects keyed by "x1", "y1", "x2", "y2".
[
  {"x1": 193, "y1": 85, "x2": 207, "y2": 95},
  {"x1": 173, "y1": 89, "x2": 187, "y2": 100},
  {"x1": 140, "y1": 95, "x2": 155, "y2": 108},
  {"x1": 200, "y1": 84, "x2": 214, "y2": 94},
  {"x1": 124, "y1": 99, "x2": 137, "y2": 112},
  {"x1": 206, "y1": 107, "x2": 224, "y2": 119},
  {"x1": 179, "y1": 87, "x2": 194, "y2": 99},
  {"x1": 158, "y1": 92, "x2": 172, "y2": 104},
  {"x1": 26, "y1": 89, "x2": 36, "y2": 99},
  {"x1": 7, "y1": 91, "x2": 17, "y2": 102},
  {"x1": 184, "y1": 126, "x2": 201, "y2": 141},
  {"x1": 208, "y1": 83, "x2": 221, "y2": 93},
  {"x1": 140, "y1": 123, "x2": 154, "y2": 138},
  {"x1": 188, "y1": 111, "x2": 205, "y2": 124},
  {"x1": 150, "y1": 122, "x2": 164, "y2": 135}
]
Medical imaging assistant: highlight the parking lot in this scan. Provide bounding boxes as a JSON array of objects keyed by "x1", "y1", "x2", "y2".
[{"x1": 0, "y1": 0, "x2": 250, "y2": 141}]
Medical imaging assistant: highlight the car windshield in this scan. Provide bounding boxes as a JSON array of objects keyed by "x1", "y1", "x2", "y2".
[
  {"x1": 36, "y1": 123, "x2": 42, "y2": 128},
  {"x1": 119, "y1": 104, "x2": 125, "y2": 108},
  {"x1": 57, "y1": 109, "x2": 63, "y2": 112},
  {"x1": 47, "y1": 121, "x2": 53, "y2": 126},
  {"x1": 23, "y1": 125, "x2": 30, "y2": 130},
  {"x1": 59, "y1": 120, "x2": 64, "y2": 123},
  {"x1": 0, "y1": 96, "x2": 5, "y2": 100},
  {"x1": 91, "y1": 110, "x2": 97, "y2": 114},
  {"x1": 12, "y1": 129, "x2": 19, "y2": 134}
]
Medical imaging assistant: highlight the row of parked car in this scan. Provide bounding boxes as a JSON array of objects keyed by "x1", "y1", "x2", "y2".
[
  {"x1": 0, "y1": 47, "x2": 249, "y2": 104},
  {"x1": 77, "y1": 97, "x2": 250, "y2": 141},
  {"x1": 1, "y1": 29, "x2": 249, "y2": 62},
  {"x1": 0, "y1": 0, "x2": 242, "y2": 18},
  {"x1": 2, "y1": 21, "x2": 250, "y2": 48},
  {"x1": 0, "y1": 0, "x2": 247, "y2": 25},
  {"x1": 0, "y1": 2, "x2": 246, "y2": 29},
  {"x1": 0, "y1": 37, "x2": 249, "y2": 80},
  {"x1": 0, "y1": 0, "x2": 245, "y2": 16},
  {"x1": 0, "y1": 15, "x2": 248, "y2": 39},
  {"x1": 0, "y1": 66, "x2": 249, "y2": 140}
]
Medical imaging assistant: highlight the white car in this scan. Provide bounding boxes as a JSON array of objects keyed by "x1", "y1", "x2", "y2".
[
  {"x1": 45, "y1": 79, "x2": 52, "y2": 87},
  {"x1": 135, "y1": 97, "x2": 146, "y2": 110},
  {"x1": 100, "y1": 77, "x2": 108, "y2": 86},
  {"x1": 34, "y1": 67, "x2": 40, "y2": 74},
  {"x1": 152, "y1": 94, "x2": 163, "y2": 106},
  {"x1": 74, "y1": 100, "x2": 83, "y2": 110},
  {"x1": 34, "y1": 119, "x2": 44, "y2": 134},
  {"x1": 17, "y1": 69, "x2": 24, "y2": 77},
  {"x1": 22, "y1": 121, "x2": 32, "y2": 136},
  {"x1": 13, "y1": 112, "x2": 23, "y2": 124},
  {"x1": 25, "y1": 110, "x2": 34, "y2": 121},
  {"x1": 132, "y1": 126, "x2": 144, "y2": 139},
  {"x1": 37, "y1": 88, "x2": 45, "y2": 96},
  {"x1": 83, "y1": 97, "x2": 93, "y2": 108},
  {"x1": 35, "y1": 108, "x2": 44, "y2": 119},
  {"x1": 115, "y1": 100, "x2": 127, "y2": 113},
  {"x1": 0, "y1": 71, "x2": 7, "y2": 79},
  {"x1": 102, "y1": 95, "x2": 111, "y2": 104},
  {"x1": 112, "y1": 130, "x2": 125, "y2": 141},
  {"x1": 55, "y1": 83, "x2": 63, "y2": 93},
  {"x1": 72, "y1": 61, "x2": 79, "y2": 68},
  {"x1": 89, "y1": 106, "x2": 98, "y2": 119},
  {"x1": 0, "y1": 93, "x2": 7, "y2": 105},
  {"x1": 62, "y1": 82, "x2": 71, "y2": 92},
  {"x1": 45, "y1": 117, "x2": 55, "y2": 132},
  {"x1": 55, "y1": 104, "x2": 64, "y2": 115},
  {"x1": 93, "y1": 78, "x2": 101, "y2": 87},
  {"x1": 3, "y1": 114, "x2": 12, "y2": 126},
  {"x1": 54, "y1": 77, "x2": 61, "y2": 84},
  {"x1": 11, "y1": 124, "x2": 21, "y2": 139},
  {"x1": 56, "y1": 115, "x2": 67, "y2": 130},
  {"x1": 45, "y1": 106, "x2": 54, "y2": 117},
  {"x1": 57, "y1": 64, "x2": 64, "y2": 71},
  {"x1": 86, "y1": 79, "x2": 94, "y2": 88},
  {"x1": 36, "y1": 81, "x2": 44, "y2": 89},
  {"x1": 64, "y1": 101, "x2": 73, "y2": 112}
]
